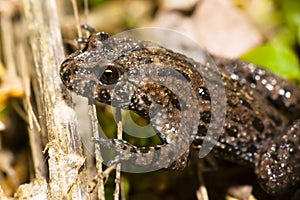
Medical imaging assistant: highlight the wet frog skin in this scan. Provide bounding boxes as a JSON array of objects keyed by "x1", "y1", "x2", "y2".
[{"x1": 60, "y1": 31, "x2": 300, "y2": 195}]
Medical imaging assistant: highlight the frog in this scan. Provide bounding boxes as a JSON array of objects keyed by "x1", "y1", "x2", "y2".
[{"x1": 60, "y1": 28, "x2": 300, "y2": 196}]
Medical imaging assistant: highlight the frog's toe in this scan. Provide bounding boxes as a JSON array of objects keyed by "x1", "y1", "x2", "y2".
[{"x1": 254, "y1": 119, "x2": 300, "y2": 195}]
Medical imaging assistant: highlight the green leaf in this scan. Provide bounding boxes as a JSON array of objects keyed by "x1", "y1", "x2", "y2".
[
  {"x1": 271, "y1": 28, "x2": 296, "y2": 47},
  {"x1": 281, "y1": 0, "x2": 300, "y2": 30},
  {"x1": 297, "y1": 26, "x2": 300, "y2": 47},
  {"x1": 241, "y1": 43, "x2": 300, "y2": 81}
]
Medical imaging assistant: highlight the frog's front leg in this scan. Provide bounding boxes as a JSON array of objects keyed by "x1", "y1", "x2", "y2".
[
  {"x1": 92, "y1": 83, "x2": 198, "y2": 171},
  {"x1": 255, "y1": 119, "x2": 300, "y2": 194}
]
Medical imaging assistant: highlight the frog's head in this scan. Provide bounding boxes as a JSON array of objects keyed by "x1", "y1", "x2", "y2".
[
  {"x1": 60, "y1": 31, "x2": 150, "y2": 105},
  {"x1": 60, "y1": 32, "x2": 121, "y2": 103}
]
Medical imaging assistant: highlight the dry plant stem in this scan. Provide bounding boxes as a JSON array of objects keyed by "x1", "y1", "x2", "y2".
[
  {"x1": 0, "y1": 14, "x2": 15, "y2": 75},
  {"x1": 88, "y1": 104, "x2": 105, "y2": 199},
  {"x1": 196, "y1": 161, "x2": 209, "y2": 200},
  {"x1": 23, "y1": 0, "x2": 86, "y2": 198},
  {"x1": 196, "y1": 181, "x2": 209, "y2": 200},
  {"x1": 114, "y1": 108, "x2": 122, "y2": 200},
  {"x1": 120, "y1": 176, "x2": 126, "y2": 200},
  {"x1": 18, "y1": 28, "x2": 46, "y2": 178},
  {"x1": 84, "y1": 0, "x2": 89, "y2": 27},
  {"x1": 71, "y1": 0, "x2": 83, "y2": 40}
]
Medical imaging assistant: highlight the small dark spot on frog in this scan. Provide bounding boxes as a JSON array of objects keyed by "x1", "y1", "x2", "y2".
[
  {"x1": 268, "y1": 114, "x2": 282, "y2": 126},
  {"x1": 252, "y1": 117, "x2": 264, "y2": 133},
  {"x1": 227, "y1": 99, "x2": 237, "y2": 108},
  {"x1": 200, "y1": 111, "x2": 211, "y2": 123},
  {"x1": 170, "y1": 95, "x2": 183, "y2": 111},
  {"x1": 269, "y1": 149, "x2": 279, "y2": 160},
  {"x1": 141, "y1": 95, "x2": 152, "y2": 106},
  {"x1": 233, "y1": 82, "x2": 245, "y2": 93},
  {"x1": 177, "y1": 69, "x2": 191, "y2": 82},
  {"x1": 226, "y1": 125, "x2": 238, "y2": 137},
  {"x1": 140, "y1": 147, "x2": 150, "y2": 153},
  {"x1": 246, "y1": 74, "x2": 256, "y2": 84},
  {"x1": 192, "y1": 138, "x2": 202, "y2": 146},
  {"x1": 130, "y1": 148, "x2": 137, "y2": 153},
  {"x1": 197, "y1": 125, "x2": 208, "y2": 135},
  {"x1": 288, "y1": 146, "x2": 296, "y2": 155},
  {"x1": 247, "y1": 144, "x2": 257, "y2": 154},
  {"x1": 198, "y1": 87, "x2": 211, "y2": 101},
  {"x1": 240, "y1": 99, "x2": 253, "y2": 110},
  {"x1": 98, "y1": 92, "x2": 111, "y2": 103}
]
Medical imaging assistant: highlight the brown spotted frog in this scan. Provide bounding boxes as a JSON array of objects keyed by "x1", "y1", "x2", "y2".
[{"x1": 60, "y1": 28, "x2": 300, "y2": 196}]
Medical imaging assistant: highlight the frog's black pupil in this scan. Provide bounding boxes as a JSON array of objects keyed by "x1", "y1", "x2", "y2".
[
  {"x1": 104, "y1": 70, "x2": 112, "y2": 78},
  {"x1": 100, "y1": 66, "x2": 120, "y2": 85}
]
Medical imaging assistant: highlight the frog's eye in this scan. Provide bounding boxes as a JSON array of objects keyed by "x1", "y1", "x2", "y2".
[{"x1": 99, "y1": 65, "x2": 120, "y2": 85}]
